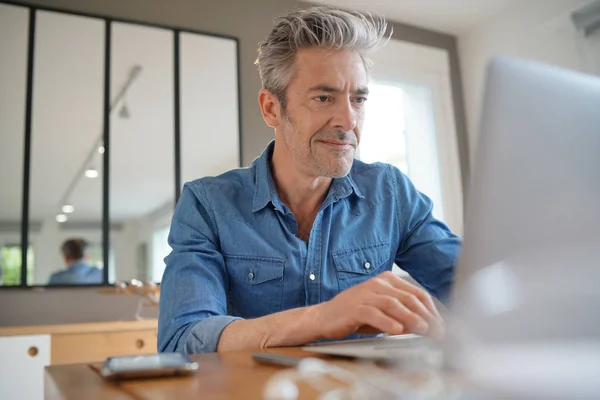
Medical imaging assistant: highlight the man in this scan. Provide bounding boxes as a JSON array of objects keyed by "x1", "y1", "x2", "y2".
[
  {"x1": 159, "y1": 6, "x2": 460, "y2": 354},
  {"x1": 48, "y1": 238, "x2": 102, "y2": 285}
]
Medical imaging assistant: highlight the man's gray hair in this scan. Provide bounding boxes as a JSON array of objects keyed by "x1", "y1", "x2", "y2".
[{"x1": 256, "y1": 6, "x2": 389, "y2": 111}]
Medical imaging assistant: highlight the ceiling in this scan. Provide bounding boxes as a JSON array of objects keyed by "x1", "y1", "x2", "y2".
[{"x1": 311, "y1": 0, "x2": 519, "y2": 34}]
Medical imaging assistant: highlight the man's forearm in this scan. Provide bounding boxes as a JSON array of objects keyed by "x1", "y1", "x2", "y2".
[{"x1": 217, "y1": 305, "x2": 323, "y2": 352}]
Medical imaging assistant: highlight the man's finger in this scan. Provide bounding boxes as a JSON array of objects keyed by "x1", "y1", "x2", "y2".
[
  {"x1": 366, "y1": 294, "x2": 429, "y2": 335},
  {"x1": 355, "y1": 304, "x2": 405, "y2": 335},
  {"x1": 356, "y1": 325, "x2": 383, "y2": 335},
  {"x1": 380, "y1": 272, "x2": 443, "y2": 322},
  {"x1": 373, "y1": 275, "x2": 443, "y2": 337}
]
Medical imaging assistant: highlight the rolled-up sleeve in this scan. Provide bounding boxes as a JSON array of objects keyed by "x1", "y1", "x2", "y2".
[
  {"x1": 392, "y1": 167, "x2": 461, "y2": 305},
  {"x1": 158, "y1": 181, "x2": 243, "y2": 354}
]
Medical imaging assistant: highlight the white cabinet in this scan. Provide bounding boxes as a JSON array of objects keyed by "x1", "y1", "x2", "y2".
[
  {"x1": 0, "y1": 334, "x2": 50, "y2": 400},
  {"x1": 0, "y1": 320, "x2": 158, "y2": 399}
]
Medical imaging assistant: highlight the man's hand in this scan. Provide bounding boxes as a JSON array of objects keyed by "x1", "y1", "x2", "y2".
[
  {"x1": 218, "y1": 271, "x2": 443, "y2": 352},
  {"x1": 313, "y1": 271, "x2": 444, "y2": 340}
]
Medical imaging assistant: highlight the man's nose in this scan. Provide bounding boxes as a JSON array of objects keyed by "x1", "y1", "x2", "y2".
[{"x1": 332, "y1": 99, "x2": 357, "y2": 132}]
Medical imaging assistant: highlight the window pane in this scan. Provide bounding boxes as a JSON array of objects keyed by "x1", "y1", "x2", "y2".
[
  {"x1": 152, "y1": 226, "x2": 170, "y2": 282},
  {"x1": 360, "y1": 80, "x2": 444, "y2": 221},
  {"x1": 29, "y1": 11, "x2": 105, "y2": 285},
  {"x1": 360, "y1": 81, "x2": 408, "y2": 173},
  {"x1": 0, "y1": 246, "x2": 34, "y2": 285},
  {"x1": 180, "y1": 33, "x2": 239, "y2": 184},
  {"x1": 0, "y1": 4, "x2": 28, "y2": 286},
  {"x1": 403, "y1": 83, "x2": 444, "y2": 221},
  {"x1": 110, "y1": 22, "x2": 174, "y2": 283}
]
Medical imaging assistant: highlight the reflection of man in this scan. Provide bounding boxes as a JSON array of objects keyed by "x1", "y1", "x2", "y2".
[
  {"x1": 159, "y1": 7, "x2": 460, "y2": 354},
  {"x1": 48, "y1": 239, "x2": 102, "y2": 285}
]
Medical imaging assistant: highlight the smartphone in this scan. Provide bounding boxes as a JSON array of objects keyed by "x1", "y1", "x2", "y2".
[
  {"x1": 252, "y1": 353, "x2": 304, "y2": 367},
  {"x1": 100, "y1": 353, "x2": 199, "y2": 380}
]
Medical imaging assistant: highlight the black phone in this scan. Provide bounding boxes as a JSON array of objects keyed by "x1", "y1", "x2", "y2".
[
  {"x1": 252, "y1": 352, "x2": 304, "y2": 367},
  {"x1": 100, "y1": 353, "x2": 199, "y2": 380}
]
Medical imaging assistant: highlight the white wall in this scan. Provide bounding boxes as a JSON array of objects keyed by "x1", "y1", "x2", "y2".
[{"x1": 459, "y1": 0, "x2": 596, "y2": 164}]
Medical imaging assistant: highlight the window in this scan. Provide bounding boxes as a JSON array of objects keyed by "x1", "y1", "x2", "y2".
[
  {"x1": 0, "y1": 3, "x2": 239, "y2": 287},
  {"x1": 359, "y1": 82, "x2": 409, "y2": 174},
  {"x1": 0, "y1": 245, "x2": 34, "y2": 286},
  {"x1": 363, "y1": 39, "x2": 464, "y2": 234},
  {"x1": 86, "y1": 242, "x2": 116, "y2": 282},
  {"x1": 360, "y1": 80, "x2": 445, "y2": 222},
  {"x1": 151, "y1": 225, "x2": 171, "y2": 282}
]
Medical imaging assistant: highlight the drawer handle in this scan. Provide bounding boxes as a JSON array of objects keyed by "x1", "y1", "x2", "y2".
[
  {"x1": 135, "y1": 339, "x2": 145, "y2": 349},
  {"x1": 28, "y1": 346, "x2": 39, "y2": 357}
]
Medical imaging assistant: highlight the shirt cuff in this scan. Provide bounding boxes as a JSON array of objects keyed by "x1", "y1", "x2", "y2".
[{"x1": 184, "y1": 315, "x2": 243, "y2": 354}]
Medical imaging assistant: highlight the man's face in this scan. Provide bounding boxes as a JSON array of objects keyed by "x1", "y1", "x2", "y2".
[{"x1": 276, "y1": 47, "x2": 368, "y2": 178}]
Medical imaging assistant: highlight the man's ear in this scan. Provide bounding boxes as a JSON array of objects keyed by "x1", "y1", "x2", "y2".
[{"x1": 258, "y1": 88, "x2": 282, "y2": 128}]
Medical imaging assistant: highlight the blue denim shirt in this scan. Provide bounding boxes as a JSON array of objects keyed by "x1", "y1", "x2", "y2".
[
  {"x1": 47, "y1": 260, "x2": 103, "y2": 285},
  {"x1": 158, "y1": 141, "x2": 459, "y2": 354}
]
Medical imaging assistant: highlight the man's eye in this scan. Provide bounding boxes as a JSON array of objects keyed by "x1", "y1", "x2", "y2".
[
  {"x1": 354, "y1": 97, "x2": 367, "y2": 104},
  {"x1": 316, "y1": 95, "x2": 330, "y2": 102}
]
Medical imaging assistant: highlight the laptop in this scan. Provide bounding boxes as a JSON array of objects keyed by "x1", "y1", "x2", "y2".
[
  {"x1": 302, "y1": 57, "x2": 600, "y2": 385},
  {"x1": 303, "y1": 333, "x2": 435, "y2": 363}
]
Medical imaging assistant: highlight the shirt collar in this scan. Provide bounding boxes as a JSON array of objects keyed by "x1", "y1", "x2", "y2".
[
  {"x1": 252, "y1": 141, "x2": 365, "y2": 213},
  {"x1": 329, "y1": 171, "x2": 365, "y2": 203},
  {"x1": 252, "y1": 141, "x2": 279, "y2": 213},
  {"x1": 69, "y1": 260, "x2": 89, "y2": 271}
]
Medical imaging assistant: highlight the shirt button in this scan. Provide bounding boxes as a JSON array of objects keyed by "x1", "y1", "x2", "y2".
[
  {"x1": 364, "y1": 262, "x2": 371, "y2": 270},
  {"x1": 309, "y1": 273, "x2": 316, "y2": 281},
  {"x1": 248, "y1": 270, "x2": 255, "y2": 280}
]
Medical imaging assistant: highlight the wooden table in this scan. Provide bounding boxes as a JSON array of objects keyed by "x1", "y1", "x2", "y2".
[{"x1": 45, "y1": 347, "x2": 360, "y2": 399}]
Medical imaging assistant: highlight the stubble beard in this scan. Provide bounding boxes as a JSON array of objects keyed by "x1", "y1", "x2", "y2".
[{"x1": 282, "y1": 114, "x2": 355, "y2": 178}]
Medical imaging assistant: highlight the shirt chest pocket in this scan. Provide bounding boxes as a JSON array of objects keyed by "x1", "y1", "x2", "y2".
[
  {"x1": 332, "y1": 241, "x2": 391, "y2": 292},
  {"x1": 225, "y1": 255, "x2": 285, "y2": 319}
]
